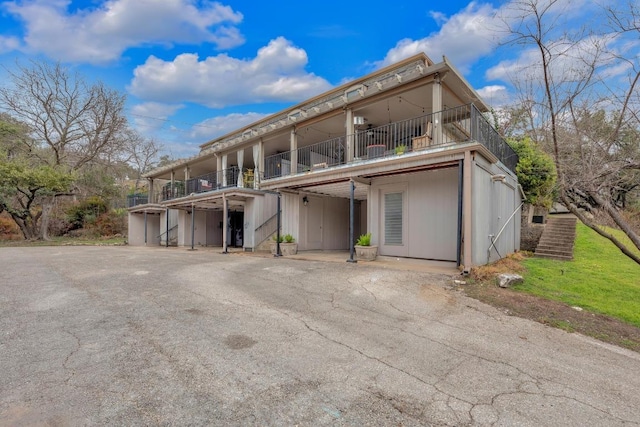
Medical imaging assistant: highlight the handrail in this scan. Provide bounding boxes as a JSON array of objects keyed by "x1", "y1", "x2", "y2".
[
  {"x1": 254, "y1": 211, "x2": 281, "y2": 248},
  {"x1": 157, "y1": 224, "x2": 178, "y2": 239},
  {"x1": 487, "y1": 202, "x2": 524, "y2": 263}
]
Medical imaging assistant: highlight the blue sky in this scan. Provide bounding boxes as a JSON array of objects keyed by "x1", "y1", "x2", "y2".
[{"x1": 0, "y1": 0, "x2": 635, "y2": 157}]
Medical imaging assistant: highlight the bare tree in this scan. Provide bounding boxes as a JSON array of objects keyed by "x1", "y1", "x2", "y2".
[
  {"x1": 500, "y1": 0, "x2": 640, "y2": 264},
  {"x1": 0, "y1": 60, "x2": 130, "y2": 239},
  {"x1": 0, "y1": 60, "x2": 128, "y2": 170},
  {"x1": 119, "y1": 129, "x2": 162, "y2": 192}
]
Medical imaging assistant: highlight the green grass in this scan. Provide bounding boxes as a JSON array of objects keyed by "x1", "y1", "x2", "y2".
[
  {"x1": 0, "y1": 236, "x2": 126, "y2": 247},
  {"x1": 518, "y1": 222, "x2": 640, "y2": 328}
]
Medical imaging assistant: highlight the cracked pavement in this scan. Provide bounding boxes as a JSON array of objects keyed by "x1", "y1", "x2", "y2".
[{"x1": 1, "y1": 246, "x2": 639, "y2": 426}]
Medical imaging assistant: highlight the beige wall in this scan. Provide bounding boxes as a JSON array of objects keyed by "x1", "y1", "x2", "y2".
[
  {"x1": 127, "y1": 212, "x2": 161, "y2": 246},
  {"x1": 472, "y1": 157, "x2": 521, "y2": 265},
  {"x1": 370, "y1": 167, "x2": 459, "y2": 261}
]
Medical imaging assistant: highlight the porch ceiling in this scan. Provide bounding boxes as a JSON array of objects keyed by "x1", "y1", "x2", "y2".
[
  {"x1": 164, "y1": 189, "x2": 263, "y2": 211},
  {"x1": 293, "y1": 179, "x2": 369, "y2": 201}
]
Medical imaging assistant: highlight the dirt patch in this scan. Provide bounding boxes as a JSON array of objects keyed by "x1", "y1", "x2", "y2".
[
  {"x1": 461, "y1": 280, "x2": 640, "y2": 353},
  {"x1": 224, "y1": 334, "x2": 257, "y2": 350}
]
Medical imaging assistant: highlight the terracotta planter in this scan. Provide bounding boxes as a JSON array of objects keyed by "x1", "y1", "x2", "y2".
[{"x1": 355, "y1": 245, "x2": 378, "y2": 261}]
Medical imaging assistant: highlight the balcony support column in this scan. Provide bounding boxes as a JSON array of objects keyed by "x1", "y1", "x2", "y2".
[
  {"x1": 290, "y1": 128, "x2": 297, "y2": 175},
  {"x1": 170, "y1": 170, "x2": 175, "y2": 198},
  {"x1": 432, "y1": 73, "x2": 443, "y2": 145},
  {"x1": 345, "y1": 108, "x2": 354, "y2": 163},
  {"x1": 148, "y1": 178, "x2": 154, "y2": 204},
  {"x1": 258, "y1": 139, "x2": 265, "y2": 182}
]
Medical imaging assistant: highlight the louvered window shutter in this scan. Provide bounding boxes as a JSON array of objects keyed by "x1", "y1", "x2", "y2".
[{"x1": 384, "y1": 192, "x2": 403, "y2": 245}]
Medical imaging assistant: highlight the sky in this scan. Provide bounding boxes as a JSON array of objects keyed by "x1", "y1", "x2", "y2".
[{"x1": 0, "y1": 0, "x2": 635, "y2": 158}]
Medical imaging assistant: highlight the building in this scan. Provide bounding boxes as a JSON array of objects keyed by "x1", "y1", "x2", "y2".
[{"x1": 127, "y1": 53, "x2": 522, "y2": 270}]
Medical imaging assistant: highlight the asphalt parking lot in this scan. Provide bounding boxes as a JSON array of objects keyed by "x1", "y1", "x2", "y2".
[{"x1": 1, "y1": 246, "x2": 639, "y2": 426}]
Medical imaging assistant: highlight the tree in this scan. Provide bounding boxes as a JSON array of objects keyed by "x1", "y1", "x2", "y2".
[
  {"x1": 0, "y1": 158, "x2": 74, "y2": 239},
  {"x1": 0, "y1": 61, "x2": 128, "y2": 169},
  {"x1": 509, "y1": 137, "x2": 557, "y2": 207},
  {"x1": 0, "y1": 61, "x2": 149, "y2": 239},
  {"x1": 500, "y1": 0, "x2": 640, "y2": 264}
]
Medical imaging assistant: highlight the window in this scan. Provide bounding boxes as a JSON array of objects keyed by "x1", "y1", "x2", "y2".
[{"x1": 384, "y1": 192, "x2": 403, "y2": 245}]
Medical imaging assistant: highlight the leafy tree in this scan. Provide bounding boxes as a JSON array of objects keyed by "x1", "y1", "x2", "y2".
[
  {"x1": 0, "y1": 61, "x2": 160, "y2": 239},
  {"x1": 500, "y1": 0, "x2": 640, "y2": 264},
  {"x1": 508, "y1": 137, "x2": 556, "y2": 207},
  {"x1": 0, "y1": 158, "x2": 74, "y2": 239}
]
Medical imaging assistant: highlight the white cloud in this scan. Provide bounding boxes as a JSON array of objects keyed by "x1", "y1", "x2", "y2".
[
  {"x1": 378, "y1": 2, "x2": 502, "y2": 72},
  {"x1": 0, "y1": 35, "x2": 21, "y2": 53},
  {"x1": 131, "y1": 102, "x2": 184, "y2": 133},
  {"x1": 189, "y1": 112, "x2": 269, "y2": 141},
  {"x1": 128, "y1": 37, "x2": 333, "y2": 108},
  {"x1": 477, "y1": 85, "x2": 510, "y2": 105},
  {"x1": 4, "y1": 0, "x2": 244, "y2": 64}
]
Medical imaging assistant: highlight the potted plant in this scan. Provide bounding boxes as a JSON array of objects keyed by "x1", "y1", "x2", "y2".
[
  {"x1": 280, "y1": 234, "x2": 298, "y2": 256},
  {"x1": 244, "y1": 169, "x2": 255, "y2": 189},
  {"x1": 395, "y1": 144, "x2": 407, "y2": 155},
  {"x1": 355, "y1": 232, "x2": 378, "y2": 261}
]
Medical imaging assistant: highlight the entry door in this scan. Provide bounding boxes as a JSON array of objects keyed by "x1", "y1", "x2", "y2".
[
  {"x1": 306, "y1": 196, "x2": 323, "y2": 250},
  {"x1": 380, "y1": 187, "x2": 408, "y2": 257}
]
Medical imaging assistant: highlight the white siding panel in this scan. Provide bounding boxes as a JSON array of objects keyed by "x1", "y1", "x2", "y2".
[
  {"x1": 407, "y1": 168, "x2": 458, "y2": 261},
  {"x1": 322, "y1": 197, "x2": 350, "y2": 250}
]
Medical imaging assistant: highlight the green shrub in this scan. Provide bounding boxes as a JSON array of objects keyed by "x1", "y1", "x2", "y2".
[
  {"x1": 272, "y1": 234, "x2": 284, "y2": 243},
  {"x1": 66, "y1": 196, "x2": 108, "y2": 230},
  {"x1": 356, "y1": 232, "x2": 371, "y2": 246},
  {"x1": 283, "y1": 233, "x2": 295, "y2": 243}
]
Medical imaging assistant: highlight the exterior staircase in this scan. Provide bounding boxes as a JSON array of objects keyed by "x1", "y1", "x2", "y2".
[{"x1": 534, "y1": 216, "x2": 577, "y2": 261}]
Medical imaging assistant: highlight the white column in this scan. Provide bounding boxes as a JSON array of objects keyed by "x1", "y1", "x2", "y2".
[
  {"x1": 432, "y1": 73, "x2": 443, "y2": 145},
  {"x1": 252, "y1": 144, "x2": 260, "y2": 188},
  {"x1": 222, "y1": 154, "x2": 228, "y2": 187},
  {"x1": 148, "y1": 178, "x2": 154, "y2": 203},
  {"x1": 237, "y1": 149, "x2": 244, "y2": 187},
  {"x1": 345, "y1": 108, "x2": 354, "y2": 162},
  {"x1": 290, "y1": 129, "x2": 297, "y2": 176},
  {"x1": 258, "y1": 139, "x2": 265, "y2": 182}
]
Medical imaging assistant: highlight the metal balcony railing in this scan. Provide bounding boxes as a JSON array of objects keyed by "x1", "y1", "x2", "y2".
[
  {"x1": 126, "y1": 194, "x2": 148, "y2": 208},
  {"x1": 263, "y1": 104, "x2": 518, "y2": 180},
  {"x1": 159, "y1": 166, "x2": 256, "y2": 201}
]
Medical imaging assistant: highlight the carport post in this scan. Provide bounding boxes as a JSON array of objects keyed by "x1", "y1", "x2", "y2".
[
  {"x1": 274, "y1": 192, "x2": 282, "y2": 257},
  {"x1": 457, "y1": 160, "x2": 463, "y2": 267},
  {"x1": 222, "y1": 193, "x2": 228, "y2": 254},
  {"x1": 190, "y1": 202, "x2": 196, "y2": 251},
  {"x1": 347, "y1": 179, "x2": 357, "y2": 263},
  {"x1": 144, "y1": 211, "x2": 147, "y2": 245},
  {"x1": 165, "y1": 207, "x2": 169, "y2": 248}
]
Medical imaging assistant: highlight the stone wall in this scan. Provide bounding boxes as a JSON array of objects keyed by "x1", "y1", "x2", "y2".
[{"x1": 520, "y1": 204, "x2": 547, "y2": 252}]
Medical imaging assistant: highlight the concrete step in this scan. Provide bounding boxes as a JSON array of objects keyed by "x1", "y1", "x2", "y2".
[
  {"x1": 534, "y1": 216, "x2": 577, "y2": 261},
  {"x1": 535, "y1": 249, "x2": 573, "y2": 258},
  {"x1": 535, "y1": 253, "x2": 574, "y2": 261},
  {"x1": 536, "y1": 245, "x2": 574, "y2": 252}
]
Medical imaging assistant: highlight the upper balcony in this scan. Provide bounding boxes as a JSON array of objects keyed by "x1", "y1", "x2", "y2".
[
  {"x1": 263, "y1": 104, "x2": 517, "y2": 180},
  {"x1": 157, "y1": 166, "x2": 257, "y2": 202}
]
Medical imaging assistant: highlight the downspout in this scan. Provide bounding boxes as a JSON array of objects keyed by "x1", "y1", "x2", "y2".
[{"x1": 487, "y1": 202, "x2": 524, "y2": 263}]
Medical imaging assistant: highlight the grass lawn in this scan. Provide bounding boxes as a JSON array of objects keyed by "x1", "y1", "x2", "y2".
[
  {"x1": 0, "y1": 236, "x2": 127, "y2": 247},
  {"x1": 517, "y1": 222, "x2": 640, "y2": 328}
]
